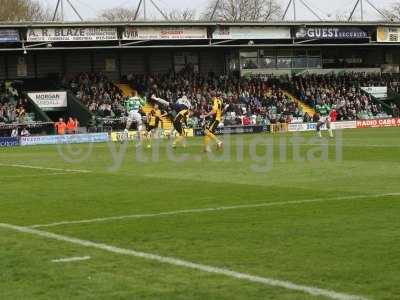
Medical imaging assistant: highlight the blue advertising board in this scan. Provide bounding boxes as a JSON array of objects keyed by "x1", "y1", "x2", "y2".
[
  {"x1": 0, "y1": 137, "x2": 19, "y2": 147},
  {"x1": 20, "y1": 133, "x2": 109, "y2": 146},
  {"x1": 0, "y1": 29, "x2": 20, "y2": 42}
]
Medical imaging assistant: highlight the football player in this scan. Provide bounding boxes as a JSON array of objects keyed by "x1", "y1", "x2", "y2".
[
  {"x1": 145, "y1": 103, "x2": 162, "y2": 149},
  {"x1": 124, "y1": 92, "x2": 146, "y2": 145},
  {"x1": 203, "y1": 91, "x2": 223, "y2": 153}
]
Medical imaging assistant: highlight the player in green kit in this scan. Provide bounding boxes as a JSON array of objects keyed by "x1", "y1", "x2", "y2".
[{"x1": 124, "y1": 92, "x2": 146, "y2": 145}]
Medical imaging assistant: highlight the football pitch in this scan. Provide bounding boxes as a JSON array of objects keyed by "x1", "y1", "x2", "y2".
[{"x1": 1, "y1": 128, "x2": 399, "y2": 300}]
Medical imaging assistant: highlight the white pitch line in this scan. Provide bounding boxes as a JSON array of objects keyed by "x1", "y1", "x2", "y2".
[
  {"x1": 0, "y1": 163, "x2": 91, "y2": 173},
  {"x1": 0, "y1": 223, "x2": 369, "y2": 300},
  {"x1": 29, "y1": 192, "x2": 400, "y2": 229},
  {"x1": 52, "y1": 256, "x2": 91, "y2": 263}
]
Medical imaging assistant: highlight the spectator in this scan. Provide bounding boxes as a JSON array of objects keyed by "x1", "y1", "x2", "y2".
[
  {"x1": 74, "y1": 118, "x2": 80, "y2": 133},
  {"x1": 11, "y1": 127, "x2": 18, "y2": 137},
  {"x1": 391, "y1": 103, "x2": 400, "y2": 118},
  {"x1": 66, "y1": 117, "x2": 76, "y2": 134},
  {"x1": 55, "y1": 118, "x2": 67, "y2": 135},
  {"x1": 20, "y1": 127, "x2": 30, "y2": 137},
  {"x1": 303, "y1": 112, "x2": 311, "y2": 123}
]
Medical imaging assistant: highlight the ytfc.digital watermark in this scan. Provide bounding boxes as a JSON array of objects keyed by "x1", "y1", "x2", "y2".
[{"x1": 56, "y1": 131, "x2": 343, "y2": 173}]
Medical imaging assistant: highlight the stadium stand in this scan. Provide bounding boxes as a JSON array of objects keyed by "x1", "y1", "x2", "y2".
[
  {"x1": 125, "y1": 69, "x2": 304, "y2": 126},
  {"x1": 0, "y1": 81, "x2": 36, "y2": 124},
  {"x1": 292, "y1": 73, "x2": 395, "y2": 120},
  {"x1": 65, "y1": 72, "x2": 125, "y2": 118},
  {"x1": 64, "y1": 70, "x2": 398, "y2": 128}
]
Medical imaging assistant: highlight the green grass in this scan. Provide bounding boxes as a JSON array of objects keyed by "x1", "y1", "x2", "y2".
[{"x1": 0, "y1": 128, "x2": 399, "y2": 300}]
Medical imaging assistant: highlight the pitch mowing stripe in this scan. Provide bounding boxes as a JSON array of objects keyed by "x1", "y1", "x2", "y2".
[
  {"x1": 29, "y1": 192, "x2": 400, "y2": 229},
  {"x1": 0, "y1": 163, "x2": 91, "y2": 173},
  {"x1": 0, "y1": 223, "x2": 369, "y2": 300}
]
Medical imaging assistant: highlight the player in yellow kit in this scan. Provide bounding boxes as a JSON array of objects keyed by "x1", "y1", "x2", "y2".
[
  {"x1": 172, "y1": 106, "x2": 191, "y2": 148},
  {"x1": 145, "y1": 103, "x2": 162, "y2": 148},
  {"x1": 203, "y1": 91, "x2": 223, "y2": 153}
]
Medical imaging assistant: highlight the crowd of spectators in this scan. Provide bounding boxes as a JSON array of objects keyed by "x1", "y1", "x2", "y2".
[
  {"x1": 292, "y1": 73, "x2": 397, "y2": 120},
  {"x1": 67, "y1": 70, "x2": 399, "y2": 127},
  {"x1": 0, "y1": 81, "x2": 35, "y2": 124},
  {"x1": 64, "y1": 73, "x2": 125, "y2": 118},
  {"x1": 129, "y1": 68, "x2": 304, "y2": 125},
  {"x1": 67, "y1": 69, "x2": 305, "y2": 127},
  {"x1": 127, "y1": 69, "x2": 305, "y2": 127}
]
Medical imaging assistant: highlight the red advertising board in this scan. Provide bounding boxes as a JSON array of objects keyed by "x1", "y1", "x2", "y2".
[{"x1": 357, "y1": 118, "x2": 400, "y2": 128}]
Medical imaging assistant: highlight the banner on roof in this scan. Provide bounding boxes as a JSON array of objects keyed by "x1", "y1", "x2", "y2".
[
  {"x1": 295, "y1": 27, "x2": 368, "y2": 39},
  {"x1": 361, "y1": 86, "x2": 388, "y2": 99},
  {"x1": 27, "y1": 27, "x2": 118, "y2": 42},
  {"x1": 0, "y1": 29, "x2": 20, "y2": 42},
  {"x1": 28, "y1": 91, "x2": 67, "y2": 110},
  {"x1": 212, "y1": 26, "x2": 290, "y2": 39},
  {"x1": 377, "y1": 27, "x2": 400, "y2": 43},
  {"x1": 122, "y1": 27, "x2": 207, "y2": 40}
]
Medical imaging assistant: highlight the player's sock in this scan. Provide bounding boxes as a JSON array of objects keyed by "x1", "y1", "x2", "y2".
[
  {"x1": 329, "y1": 128, "x2": 334, "y2": 138},
  {"x1": 123, "y1": 128, "x2": 129, "y2": 142},
  {"x1": 136, "y1": 125, "x2": 143, "y2": 146},
  {"x1": 146, "y1": 133, "x2": 152, "y2": 148},
  {"x1": 204, "y1": 135, "x2": 210, "y2": 148},
  {"x1": 173, "y1": 135, "x2": 183, "y2": 147},
  {"x1": 207, "y1": 132, "x2": 221, "y2": 144},
  {"x1": 318, "y1": 131, "x2": 322, "y2": 138}
]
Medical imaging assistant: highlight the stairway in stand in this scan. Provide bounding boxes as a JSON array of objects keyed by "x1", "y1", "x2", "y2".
[
  {"x1": 116, "y1": 83, "x2": 135, "y2": 97},
  {"x1": 284, "y1": 91, "x2": 316, "y2": 116}
]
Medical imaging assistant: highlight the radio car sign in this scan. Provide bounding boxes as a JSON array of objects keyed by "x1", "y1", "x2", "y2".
[{"x1": 28, "y1": 91, "x2": 67, "y2": 110}]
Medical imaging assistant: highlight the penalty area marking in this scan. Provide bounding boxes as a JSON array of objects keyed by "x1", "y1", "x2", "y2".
[
  {"x1": 0, "y1": 163, "x2": 92, "y2": 174},
  {"x1": 0, "y1": 223, "x2": 369, "y2": 300},
  {"x1": 52, "y1": 256, "x2": 91, "y2": 263},
  {"x1": 29, "y1": 192, "x2": 400, "y2": 229}
]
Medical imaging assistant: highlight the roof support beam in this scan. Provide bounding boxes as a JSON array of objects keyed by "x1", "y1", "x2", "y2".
[
  {"x1": 134, "y1": 0, "x2": 143, "y2": 20},
  {"x1": 52, "y1": 0, "x2": 62, "y2": 21},
  {"x1": 52, "y1": 0, "x2": 84, "y2": 21},
  {"x1": 348, "y1": 0, "x2": 392, "y2": 22},
  {"x1": 282, "y1": 0, "x2": 324, "y2": 21},
  {"x1": 210, "y1": 0, "x2": 221, "y2": 21}
]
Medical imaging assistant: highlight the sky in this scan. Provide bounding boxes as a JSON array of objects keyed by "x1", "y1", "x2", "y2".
[{"x1": 39, "y1": 0, "x2": 395, "y2": 21}]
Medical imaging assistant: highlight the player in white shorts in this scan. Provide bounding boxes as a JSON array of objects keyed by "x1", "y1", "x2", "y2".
[
  {"x1": 124, "y1": 93, "x2": 146, "y2": 145},
  {"x1": 316, "y1": 114, "x2": 333, "y2": 138}
]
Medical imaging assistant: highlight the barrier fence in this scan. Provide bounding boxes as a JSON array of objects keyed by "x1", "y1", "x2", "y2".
[{"x1": 1, "y1": 120, "x2": 399, "y2": 148}]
